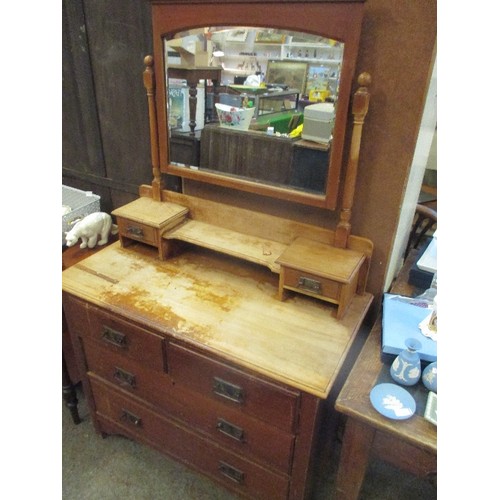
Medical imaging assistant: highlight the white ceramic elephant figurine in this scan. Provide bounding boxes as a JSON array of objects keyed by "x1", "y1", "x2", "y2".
[{"x1": 65, "y1": 212, "x2": 118, "y2": 249}]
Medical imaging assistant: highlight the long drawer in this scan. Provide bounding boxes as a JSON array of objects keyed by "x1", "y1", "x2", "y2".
[
  {"x1": 90, "y1": 376, "x2": 290, "y2": 500},
  {"x1": 85, "y1": 341, "x2": 295, "y2": 472},
  {"x1": 168, "y1": 342, "x2": 300, "y2": 433},
  {"x1": 85, "y1": 305, "x2": 165, "y2": 372}
]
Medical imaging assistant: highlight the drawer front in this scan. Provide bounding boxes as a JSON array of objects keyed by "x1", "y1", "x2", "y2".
[
  {"x1": 117, "y1": 217, "x2": 158, "y2": 245},
  {"x1": 168, "y1": 343, "x2": 299, "y2": 433},
  {"x1": 85, "y1": 341, "x2": 294, "y2": 472},
  {"x1": 282, "y1": 267, "x2": 341, "y2": 302},
  {"x1": 84, "y1": 338, "x2": 174, "y2": 403},
  {"x1": 86, "y1": 305, "x2": 165, "y2": 372},
  {"x1": 170, "y1": 384, "x2": 295, "y2": 473},
  {"x1": 91, "y1": 376, "x2": 290, "y2": 500}
]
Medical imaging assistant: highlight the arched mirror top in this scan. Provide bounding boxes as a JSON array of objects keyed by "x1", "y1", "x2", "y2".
[{"x1": 149, "y1": 0, "x2": 365, "y2": 209}]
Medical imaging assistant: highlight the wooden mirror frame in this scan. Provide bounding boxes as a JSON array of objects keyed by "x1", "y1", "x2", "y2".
[{"x1": 148, "y1": 0, "x2": 366, "y2": 210}]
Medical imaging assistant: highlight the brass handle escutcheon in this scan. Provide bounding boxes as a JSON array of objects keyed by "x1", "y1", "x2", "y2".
[
  {"x1": 126, "y1": 226, "x2": 144, "y2": 238},
  {"x1": 218, "y1": 461, "x2": 245, "y2": 484},
  {"x1": 213, "y1": 377, "x2": 244, "y2": 404},
  {"x1": 216, "y1": 418, "x2": 245, "y2": 442},
  {"x1": 101, "y1": 327, "x2": 127, "y2": 348},
  {"x1": 113, "y1": 367, "x2": 136, "y2": 388},
  {"x1": 120, "y1": 408, "x2": 142, "y2": 427},
  {"x1": 297, "y1": 276, "x2": 322, "y2": 294}
]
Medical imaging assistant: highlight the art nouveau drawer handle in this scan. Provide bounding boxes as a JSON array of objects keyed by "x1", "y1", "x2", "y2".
[
  {"x1": 126, "y1": 225, "x2": 144, "y2": 238},
  {"x1": 218, "y1": 461, "x2": 245, "y2": 484},
  {"x1": 216, "y1": 418, "x2": 245, "y2": 442},
  {"x1": 120, "y1": 408, "x2": 142, "y2": 427},
  {"x1": 213, "y1": 377, "x2": 244, "y2": 404},
  {"x1": 101, "y1": 327, "x2": 127, "y2": 348},
  {"x1": 113, "y1": 367, "x2": 136, "y2": 388},
  {"x1": 298, "y1": 276, "x2": 322, "y2": 294}
]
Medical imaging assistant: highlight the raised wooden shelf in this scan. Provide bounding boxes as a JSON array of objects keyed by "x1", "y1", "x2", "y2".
[{"x1": 164, "y1": 219, "x2": 287, "y2": 273}]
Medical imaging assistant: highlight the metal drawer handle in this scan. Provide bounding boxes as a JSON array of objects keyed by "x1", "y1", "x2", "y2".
[
  {"x1": 126, "y1": 225, "x2": 144, "y2": 238},
  {"x1": 298, "y1": 276, "x2": 322, "y2": 294},
  {"x1": 218, "y1": 461, "x2": 245, "y2": 484},
  {"x1": 101, "y1": 327, "x2": 127, "y2": 348},
  {"x1": 113, "y1": 367, "x2": 136, "y2": 388},
  {"x1": 120, "y1": 408, "x2": 142, "y2": 427},
  {"x1": 216, "y1": 418, "x2": 245, "y2": 442},
  {"x1": 213, "y1": 377, "x2": 244, "y2": 404}
]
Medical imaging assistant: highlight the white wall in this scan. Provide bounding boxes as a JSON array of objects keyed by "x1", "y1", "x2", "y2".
[{"x1": 383, "y1": 58, "x2": 437, "y2": 291}]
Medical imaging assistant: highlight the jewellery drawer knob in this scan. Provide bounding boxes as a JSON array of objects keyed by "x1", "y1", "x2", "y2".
[
  {"x1": 297, "y1": 276, "x2": 322, "y2": 294},
  {"x1": 126, "y1": 225, "x2": 144, "y2": 238}
]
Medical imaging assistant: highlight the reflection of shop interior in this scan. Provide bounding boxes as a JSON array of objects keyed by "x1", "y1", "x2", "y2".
[{"x1": 166, "y1": 27, "x2": 343, "y2": 193}]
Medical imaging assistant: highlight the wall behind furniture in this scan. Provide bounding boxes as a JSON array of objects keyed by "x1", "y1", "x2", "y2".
[
  {"x1": 62, "y1": 0, "x2": 154, "y2": 213},
  {"x1": 62, "y1": 0, "x2": 437, "y2": 315}
]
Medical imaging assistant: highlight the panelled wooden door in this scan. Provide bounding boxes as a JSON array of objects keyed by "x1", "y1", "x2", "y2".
[{"x1": 62, "y1": 0, "x2": 154, "y2": 213}]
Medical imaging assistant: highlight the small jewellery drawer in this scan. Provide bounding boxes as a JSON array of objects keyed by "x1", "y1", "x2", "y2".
[
  {"x1": 91, "y1": 377, "x2": 290, "y2": 500},
  {"x1": 116, "y1": 217, "x2": 158, "y2": 246},
  {"x1": 281, "y1": 267, "x2": 341, "y2": 303},
  {"x1": 168, "y1": 343, "x2": 299, "y2": 433},
  {"x1": 84, "y1": 339, "x2": 175, "y2": 406},
  {"x1": 86, "y1": 306, "x2": 165, "y2": 372}
]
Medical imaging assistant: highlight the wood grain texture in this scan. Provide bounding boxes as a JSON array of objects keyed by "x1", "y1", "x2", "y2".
[{"x1": 62, "y1": 242, "x2": 372, "y2": 398}]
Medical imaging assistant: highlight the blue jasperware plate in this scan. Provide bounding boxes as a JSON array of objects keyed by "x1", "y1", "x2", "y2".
[{"x1": 370, "y1": 383, "x2": 416, "y2": 420}]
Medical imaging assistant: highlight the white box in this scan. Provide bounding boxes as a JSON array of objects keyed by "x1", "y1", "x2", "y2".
[
  {"x1": 62, "y1": 185, "x2": 100, "y2": 245},
  {"x1": 301, "y1": 102, "x2": 336, "y2": 144}
]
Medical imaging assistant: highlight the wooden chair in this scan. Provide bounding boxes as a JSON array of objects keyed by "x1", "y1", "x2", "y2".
[{"x1": 404, "y1": 203, "x2": 437, "y2": 260}]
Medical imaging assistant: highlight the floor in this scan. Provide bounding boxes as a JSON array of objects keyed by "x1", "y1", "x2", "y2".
[{"x1": 62, "y1": 385, "x2": 436, "y2": 499}]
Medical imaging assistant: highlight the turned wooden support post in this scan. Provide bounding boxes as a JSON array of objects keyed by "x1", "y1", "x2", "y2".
[
  {"x1": 143, "y1": 55, "x2": 164, "y2": 201},
  {"x1": 335, "y1": 72, "x2": 371, "y2": 248}
]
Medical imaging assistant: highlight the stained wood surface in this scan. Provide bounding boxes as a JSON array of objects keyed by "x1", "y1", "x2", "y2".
[
  {"x1": 62, "y1": 242, "x2": 372, "y2": 398},
  {"x1": 165, "y1": 220, "x2": 287, "y2": 273}
]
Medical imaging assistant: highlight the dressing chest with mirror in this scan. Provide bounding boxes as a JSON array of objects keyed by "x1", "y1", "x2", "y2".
[{"x1": 62, "y1": 1, "x2": 375, "y2": 498}]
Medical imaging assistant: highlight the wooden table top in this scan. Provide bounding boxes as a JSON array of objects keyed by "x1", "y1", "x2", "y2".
[
  {"x1": 335, "y1": 249, "x2": 437, "y2": 453},
  {"x1": 62, "y1": 241, "x2": 373, "y2": 399}
]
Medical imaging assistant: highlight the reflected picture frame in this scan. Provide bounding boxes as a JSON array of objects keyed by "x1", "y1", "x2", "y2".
[
  {"x1": 226, "y1": 29, "x2": 248, "y2": 42},
  {"x1": 266, "y1": 60, "x2": 308, "y2": 95}
]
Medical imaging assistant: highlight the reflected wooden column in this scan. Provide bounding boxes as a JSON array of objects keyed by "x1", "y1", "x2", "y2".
[
  {"x1": 143, "y1": 55, "x2": 163, "y2": 201},
  {"x1": 335, "y1": 73, "x2": 371, "y2": 248},
  {"x1": 168, "y1": 66, "x2": 222, "y2": 135}
]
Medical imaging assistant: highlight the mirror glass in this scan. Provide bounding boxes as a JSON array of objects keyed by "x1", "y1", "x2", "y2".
[{"x1": 164, "y1": 27, "x2": 344, "y2": 197}]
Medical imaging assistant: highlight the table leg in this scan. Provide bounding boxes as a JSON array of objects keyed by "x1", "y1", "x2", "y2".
[
  {"x1": 334, "y1": 417, "x2": 375, "y2": 499},
  {"x1": 62, "y1": 351, "x2": 81, "y2": 425}
]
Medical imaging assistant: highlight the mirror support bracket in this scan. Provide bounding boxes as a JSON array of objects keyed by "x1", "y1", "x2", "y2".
[
  {"x1": 143, "y1": 55, "x2": 164, "y2": 200},
  {"x1": 335, "y1": 72, "x2": 371, "y2": 248}
]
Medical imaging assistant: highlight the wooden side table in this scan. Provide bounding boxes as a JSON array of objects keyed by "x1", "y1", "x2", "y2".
[{"x1": 333, "y1": 249, "x2": 437, "y2": 498}]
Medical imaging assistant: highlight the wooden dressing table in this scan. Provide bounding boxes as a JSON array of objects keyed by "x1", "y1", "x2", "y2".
[{"x1": 63, "y1": 1, "x2": 375, "y2": 498}]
